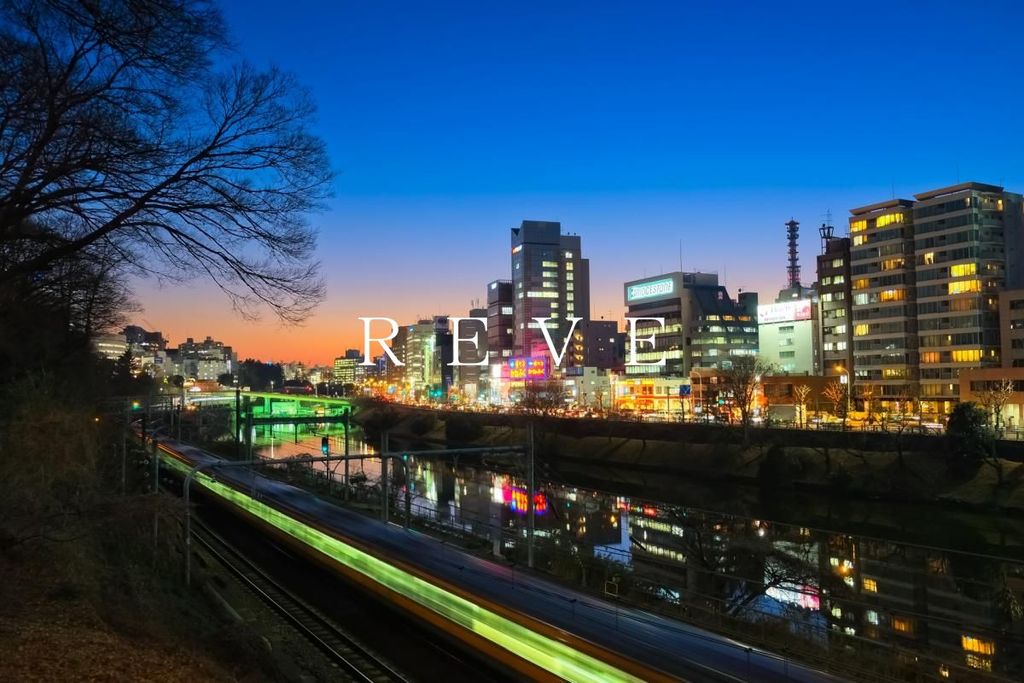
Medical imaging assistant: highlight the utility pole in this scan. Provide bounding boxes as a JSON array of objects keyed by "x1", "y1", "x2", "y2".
[
  {"x1": 380, "y1": 430, "x2": 389, "y2": 522},
  {"x1": 121, "y1": 400, "x2": 128, "y2": 495},
  {"x1": 343, "y1": 409, "x2": 350, "y2": 501},
  {"x1": 527, "y1": 421, "x2": 535, "y2": 569},
  {"x1": 234, "y1": 386, "x2": 241, "y2": 458}
]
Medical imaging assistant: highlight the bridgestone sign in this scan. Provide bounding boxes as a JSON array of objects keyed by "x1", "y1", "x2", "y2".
[{"x1": 626, "y1": 278, "x2": 675, "y2": 302}]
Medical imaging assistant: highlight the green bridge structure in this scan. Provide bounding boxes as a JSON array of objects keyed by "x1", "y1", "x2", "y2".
[{"x1": 184, "y1": 391, "x2": 354, "y2": 446}]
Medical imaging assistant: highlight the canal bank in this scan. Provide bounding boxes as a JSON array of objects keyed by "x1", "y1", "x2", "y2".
[{"x1": 352, "y1": 400, "x2": 1024, "y2": 515}]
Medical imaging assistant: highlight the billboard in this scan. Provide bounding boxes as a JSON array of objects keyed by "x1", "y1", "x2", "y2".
[
  {"x1": 506, "y1": 356, "x2": 550, "y2": 381},
  {"x1": 757, "y1": 299, "x2": 812, "y2": 324},
  {"x1": 626, "y1": 277, "x2": 675, "y2": 303}
]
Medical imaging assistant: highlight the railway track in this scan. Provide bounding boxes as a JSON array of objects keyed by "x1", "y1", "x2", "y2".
[{"x1": 191, "y1": 518, "x2": 411, "y2": 683}]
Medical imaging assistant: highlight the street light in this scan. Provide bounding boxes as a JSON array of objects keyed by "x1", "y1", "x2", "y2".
[{"x1": 835, "y1": 364, "x2": 852, "y2": 416}]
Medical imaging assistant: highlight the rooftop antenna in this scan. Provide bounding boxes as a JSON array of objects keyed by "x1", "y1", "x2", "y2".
[
  {"x1": 818, "y1": 213, "x2": 835, "y2": 254},
  {"x1": 786, "y1": 218, "x2": 801, "y2": 288}
]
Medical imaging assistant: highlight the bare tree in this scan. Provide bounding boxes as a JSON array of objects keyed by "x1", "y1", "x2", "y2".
[
  {"x1": 0, "y1": 0, "x2": 332, "y2": 322},
  {"x1": 823, "y1": 380, "x2": 847, "y2": 427},
  {"x1": 793, "y1": 384, "x2": 811, "y2": 428},
  {"x1": 978, "y1": 379, "x2": 1014, "y2": 433},
  {"x1": 518, "y1": 379, "x2": 568, "y2": 415},
  {"x1": 718, "y1": 357, "x2": 774, "y2": 444}
]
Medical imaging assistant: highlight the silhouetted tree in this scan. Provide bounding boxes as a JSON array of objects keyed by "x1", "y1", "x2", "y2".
[{"x1": 0, "y1": 0, "x2": 332, "y2": 322}]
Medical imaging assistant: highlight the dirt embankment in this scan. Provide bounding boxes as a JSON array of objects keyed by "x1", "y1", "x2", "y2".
[{"x1": 353, "y1": 400, "x2": 1024, "y2": 513}]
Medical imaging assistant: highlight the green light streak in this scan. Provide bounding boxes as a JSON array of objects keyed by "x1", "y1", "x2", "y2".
[{"x1": 165, "y1": 454, "x2": 643, "y2": 683}]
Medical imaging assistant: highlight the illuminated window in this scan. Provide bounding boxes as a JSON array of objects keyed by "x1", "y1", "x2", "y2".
[
  {"x1": 866, "y1": 610, "x2": 879, "y2": 625},
  {"x1": 879, "y1": 288, "x2": 905, "y2": 302},
  {"x1": 920, "y1": 352, "x2": 939, "y2": 363},
  {"x1": 948, "y1": 279, "x2": 981, "y2": 295},
  {"x1": 854, "y1": 324, "x2": 869, "y2": 336},
  {"x1": 565, "y1": 261, "x2": 574, "y2": 271},
  {"x1": 876, "y1": 213, "x2": 905, "y2": 228},
  {"x1": 961, "y1": 635, "x2": 995, "y2": 656},
  {"x1": 541, "y1": 260, "x2": 558, "y2": 268},
  {"x1": 863, "y1": 577, "x2": 878, "y2": 592},
  {"x1": 850, "y1": 219, "x2": 867, "y2": 233},
  {"x1": 880, "y1": 258, "x2": 905, "y2": 271},
  {"x1": 965, "y1": 654, "x2": 992, "y2": 672},
  {"x1": 542, "y1": 270, "x2": 556, "y2": 279},
  {"x1": 565, "y1": 251, "x2": 574, "y2": 259},
  {"x1": 853, "y1": 234, "x2": 868, "y2": 246},
  {"x1": 923, "y1": 252, "x2": 935, "y2": 265},
  {"x1": 950, "y1": 263, "x2": 977, "y2": 278},
  {"x1": 952, "y1": 349, "x2": 982, "y2": 363},
  {"x1": 892, "y1": 616, "x2": 914, "y2": 633},
  {"x1": 853, "y1": 278, "x2": 870, "y2": 290}
]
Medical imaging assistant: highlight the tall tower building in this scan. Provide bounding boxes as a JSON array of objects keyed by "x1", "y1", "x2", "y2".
[
  {"x1": 849, "y1": 199, "x2": 918, "y2": 405},
  {"x1": 486, "y1": 280, "x2": 514, "y2": 365},
  {"x1": 511, "y1": 221, "x2": 591, "y2": 366},
  {"x1": 817, "y1": 230, "x2": 853, "y2": 381},
  {"x1": 912, "y1": 182, "x2": 1023, "y2": 413}
]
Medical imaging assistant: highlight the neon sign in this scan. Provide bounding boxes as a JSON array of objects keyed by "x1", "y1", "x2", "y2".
[{"x1": 507, "y1": 356, "x2": 550, "y2": 381}]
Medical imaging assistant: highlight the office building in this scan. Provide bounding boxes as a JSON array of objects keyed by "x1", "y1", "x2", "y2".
[
  {"x1": 913, "y1": 183, "x2": 1023, "y2": 412},
  {"x1": 332, "y1": 349, "x2": 362, "y2": 386},
  {"x1": 758, "y1": 293, "x2": 820, "y2": 375},
  {"x1": 622, "y1": 271, "x2": 758, "y2": 377},
  {"x1": 393, "y1": 317, "x2": 453, "y2": 398},
  {"x1": 1000, "y1": 289, "x2": 1024, "y2": 369},
  {"x1": 511, "y1": 221, "x2": 591, "y2": 366},
  {"x1": 577, "y1": 319, "x2": 624, "y2": 370},
  {"x1": 166, "y1": 335, "x2": 237, "y2": 381},
  {"x1": 456, "y1": 307, "x2": 489, "y2": 400},
  {"x1": 817, "y1": 233, "x2": 853, "y2": 381},
  {"x1": 849, "y1": 199, "x2": 918, "y2": 406},
  {"x1": 486, "y1": 280, "x2": 514, "y2": 365}
]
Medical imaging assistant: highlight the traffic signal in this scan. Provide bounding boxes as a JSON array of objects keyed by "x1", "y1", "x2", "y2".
[{"x1": 321, "y1": 436, "x2": 330, "y2": 455}]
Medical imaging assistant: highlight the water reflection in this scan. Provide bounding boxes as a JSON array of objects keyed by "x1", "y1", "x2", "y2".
[{"x1": 256, "y1": 432, "x2": 1024, "y2": 682}]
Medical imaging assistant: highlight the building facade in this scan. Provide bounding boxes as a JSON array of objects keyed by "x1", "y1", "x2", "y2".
[
  {"x1": 511, "y1": 220, "x2": 591, "y2": 365},
  {"x1": 817, "y1": 235, "x2": 853, "y2": 381},
  {"x1": 757, "y1": 290, "x2": 820, "y2": 375},
  {"x1": 913, "y1": 183, "x2": 1023, "y2": 413},
  {"x1": 623, "y1": 271, "x2": 758, "y2": 378},
  {"x1": 849, "y1": 199, "x2": 918, "y2": 407}
]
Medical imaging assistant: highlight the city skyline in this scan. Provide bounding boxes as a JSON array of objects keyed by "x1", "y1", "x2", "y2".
[{"x1": 134, "y1": 1, "x2": 1024, "y2": 364}]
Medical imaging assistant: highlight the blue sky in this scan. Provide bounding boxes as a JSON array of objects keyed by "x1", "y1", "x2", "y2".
[{"x1": 139, "y1": 0, "x2": 1024, "y2": 362}]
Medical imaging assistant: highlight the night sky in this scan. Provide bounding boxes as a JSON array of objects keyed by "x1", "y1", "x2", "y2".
[{"x1": 136, "y1": 0, "x2": 1024, "y2": 363}]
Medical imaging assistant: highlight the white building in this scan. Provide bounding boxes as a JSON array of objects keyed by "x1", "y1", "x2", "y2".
[{"x1": 757, "y1": 292, "x2": 820, "y2": 375}]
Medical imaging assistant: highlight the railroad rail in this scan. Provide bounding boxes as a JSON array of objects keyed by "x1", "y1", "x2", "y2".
[{"x1": 191, "y1": 517, "x2": 410, "y2": 683}]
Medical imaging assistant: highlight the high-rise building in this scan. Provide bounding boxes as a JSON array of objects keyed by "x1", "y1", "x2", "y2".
[
  {"x1": 623, "y1": 271, "x2": 758, "y2": 377},
  {"x1": 486, "y1": 280, "x2": 514, "y2": 366},
  {"x1": 817, "y1": 233, "x2": 853, "y2": 381},
  {"x1": 913, "y1": 183, "x2": 1023, "y2": 412},
  {"x1": 456, "y1": 307, "x2": 488, "y2": 400},
  {"x1": 392, "y1": 317, "x2": 452, "y2": 398},
  {"x1": 849, "y1": 199, "x2": 918, "y2": 406},
  {"x1": 511, "y1": 221, "x2": 591, "y2": 366},
  {"x1": 836, "y1": 181, "x2": 1024, "y2": 415}
]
